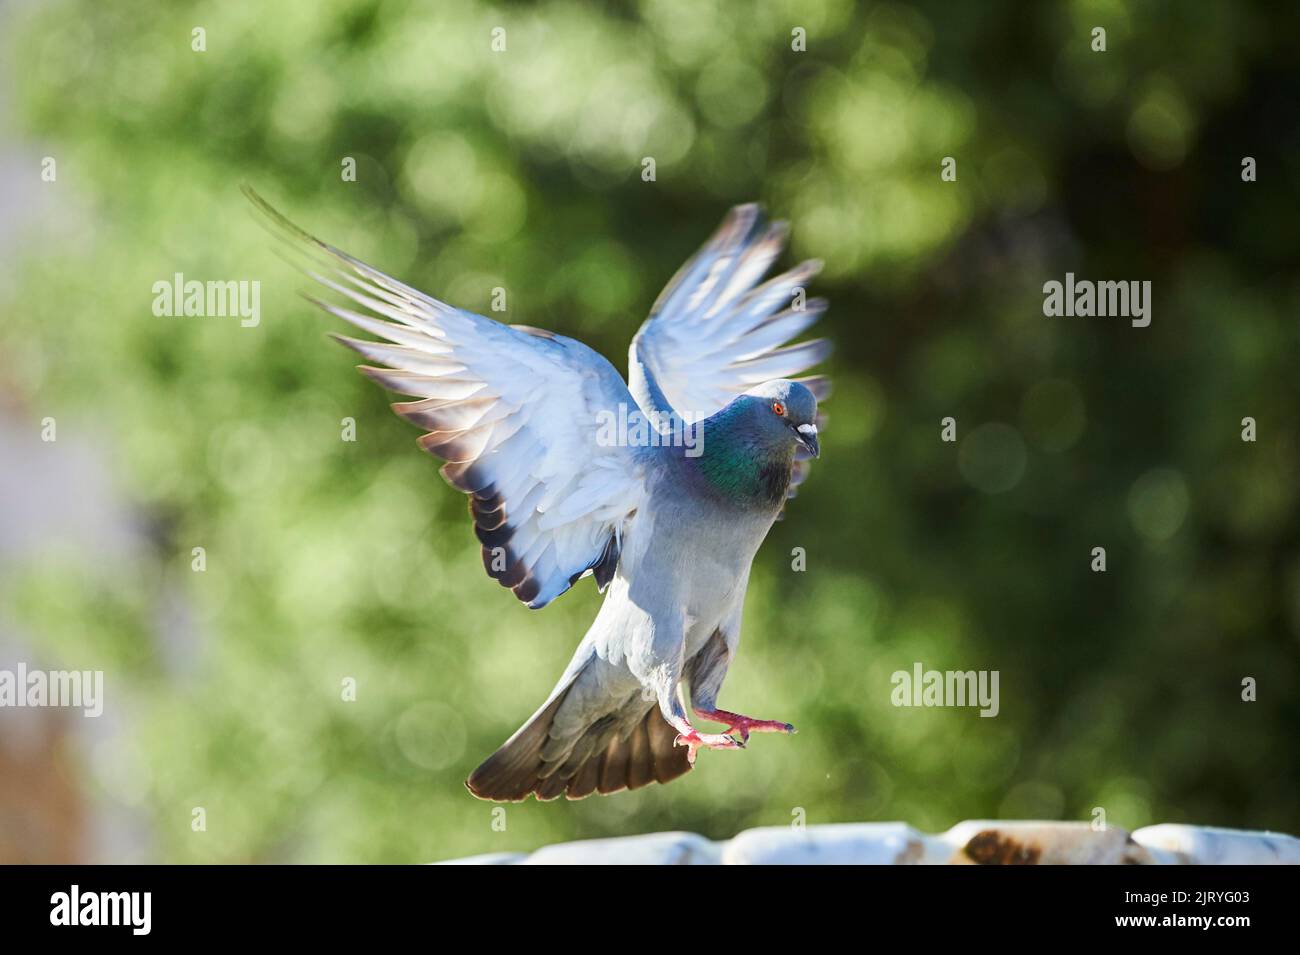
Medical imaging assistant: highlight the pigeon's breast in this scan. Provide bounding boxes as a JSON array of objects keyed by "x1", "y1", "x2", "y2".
[{"x1": 637, "y1": 476, "x2": 775, "y2": 653}]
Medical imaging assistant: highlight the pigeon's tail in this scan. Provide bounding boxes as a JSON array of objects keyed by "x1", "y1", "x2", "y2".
[{"x1": 465, "y1": 689, "x2": 692, "y2": 802}]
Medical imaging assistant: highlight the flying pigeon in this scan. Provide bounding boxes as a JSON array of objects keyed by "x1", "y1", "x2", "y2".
[{"x1": 245, "y1": 188, "x2": 830, "y2": 800}]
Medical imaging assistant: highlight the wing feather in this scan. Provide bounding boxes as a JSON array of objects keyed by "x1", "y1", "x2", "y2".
[
  {"x1": 246, "y1": 186, "x2": 645, "y2": 609},
  {"x1": 628, "y1": 204, "x2": 832, "y2": 498}
]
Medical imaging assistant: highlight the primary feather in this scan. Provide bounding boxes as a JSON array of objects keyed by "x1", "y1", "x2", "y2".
[{"x1": 630, "y1": 203, "x2": 831, "y2": 424}]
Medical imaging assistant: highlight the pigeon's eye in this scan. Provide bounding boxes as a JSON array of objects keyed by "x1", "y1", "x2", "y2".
[{"x1": 771, "y1": 401, "x2": 786, "y2": 417}]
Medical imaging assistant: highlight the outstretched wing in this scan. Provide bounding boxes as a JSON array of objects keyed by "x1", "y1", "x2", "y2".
[
  {"x1": 628, "y1": 203, "x2": 831, "y2": 495},
  {"x1": 245, "y1": 187, "x2": 644, "y2": 609}
]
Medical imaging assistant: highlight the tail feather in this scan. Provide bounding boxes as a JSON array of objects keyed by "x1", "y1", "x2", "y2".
[
  {"x1": 596, "y1": 729, "x2": 631, "y2": 794},
  {"x1": 567, "y1": 746, "x2": 604, "y2": 799},
  {"x1": 623, "y1": 717, "x2": 653, "y2": 790},
  {"x1": 466, "y1": 692, "x2": 692, "y2": 802},
  {"x1": 465, "y1": 691, "x2": 570, "y2": 802}
]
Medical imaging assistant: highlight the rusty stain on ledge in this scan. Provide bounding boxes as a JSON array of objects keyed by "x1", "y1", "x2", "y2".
[{"x1": 964, "y1": 829, "x2": 1042, "y2": 865}]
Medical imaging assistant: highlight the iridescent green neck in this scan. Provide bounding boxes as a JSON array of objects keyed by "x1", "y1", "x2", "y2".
[{"x1": 691, "y1": 406, "x2": 793, "y2": 508}]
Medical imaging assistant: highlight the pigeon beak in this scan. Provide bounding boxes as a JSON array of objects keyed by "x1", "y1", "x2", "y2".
[{"x1": 795, "y1": 422, "x2": 820, "y2": 459}]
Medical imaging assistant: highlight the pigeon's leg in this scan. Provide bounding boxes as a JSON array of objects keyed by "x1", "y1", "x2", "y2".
[
  {"x1": 693, "y1": 709, "x2": 795, "y2": 743},
  {"x1": 625, "y1": 617, "x2": 744, "y2": 765},
  {"x1": 686, "y1": 631, "x2": 795, "y2": 743},
  {"x1": 670, "y1": 726, "x2": 744, "y2": 765},
  {"x1": 661, "y1": 693, "x2": 743, "y2": 765}
]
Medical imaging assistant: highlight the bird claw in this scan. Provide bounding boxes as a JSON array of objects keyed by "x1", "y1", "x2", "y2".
[
  {"x1": 673, "y1": 730, "x2": 744, "y2": 765},
  {"x1": 697, "y1": 710, "x2": 796, "y2": 743},
  {"x1": 727, "y1": 718, "x2": 795, "y2": 743}
]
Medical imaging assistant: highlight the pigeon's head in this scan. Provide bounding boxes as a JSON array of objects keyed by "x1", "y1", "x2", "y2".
[{"x1": 738, "y1": 379, "x2": 820, "y2": 459}]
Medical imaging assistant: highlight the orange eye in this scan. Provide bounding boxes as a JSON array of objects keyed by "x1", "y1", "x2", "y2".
[{"x1": 771, "y1": 401, "x2": 786, "y2": 417}]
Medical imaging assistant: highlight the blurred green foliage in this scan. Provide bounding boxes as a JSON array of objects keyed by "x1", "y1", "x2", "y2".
[{"x1": 2, "y1": 0, "x2": 1298, "y2": 862}]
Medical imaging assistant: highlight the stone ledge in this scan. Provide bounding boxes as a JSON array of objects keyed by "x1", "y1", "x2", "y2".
[{"x1": 439, "y1": 821, "x2": 1300, "y2": 865}]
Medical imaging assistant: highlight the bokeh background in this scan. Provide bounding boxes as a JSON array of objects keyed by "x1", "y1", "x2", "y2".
[{"x1": 1, "y1": 0, "x2": 1297, "y2": 863}]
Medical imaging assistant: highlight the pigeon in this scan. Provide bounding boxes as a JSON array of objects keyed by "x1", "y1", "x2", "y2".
[{"x1": 245, "y1": 188, "x2": 830, "y2": 800}]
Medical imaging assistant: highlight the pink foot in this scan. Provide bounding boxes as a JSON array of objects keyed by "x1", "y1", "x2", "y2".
[
  {"x1": 695, "y1": 709, "x2": 796, "y2": 743},
  {"x1": 673, "y1": 729, "x2": 744, "y2": 765}
]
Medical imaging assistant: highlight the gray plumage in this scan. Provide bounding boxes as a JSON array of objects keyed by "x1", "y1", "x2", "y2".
[{"x1": 245, "y1": 190, "x2": 830, "y2": 800}]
